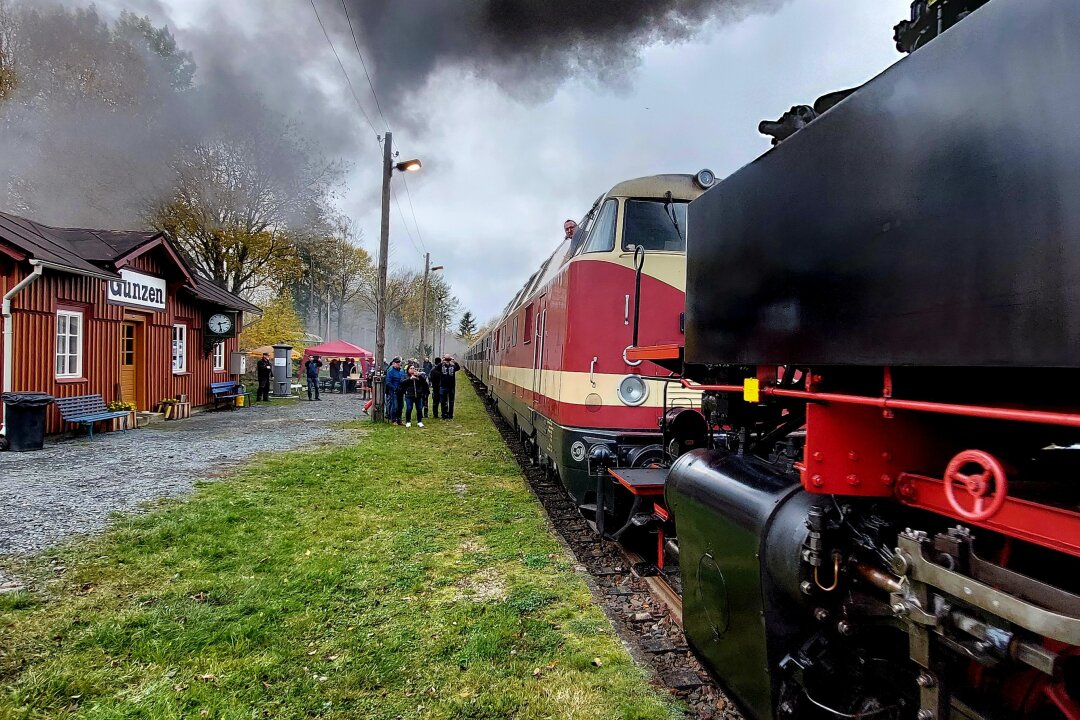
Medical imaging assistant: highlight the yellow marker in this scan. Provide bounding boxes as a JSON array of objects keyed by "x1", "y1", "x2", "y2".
[{"x1": 744, "y1": 378, "x2": 760, "y2": 403}]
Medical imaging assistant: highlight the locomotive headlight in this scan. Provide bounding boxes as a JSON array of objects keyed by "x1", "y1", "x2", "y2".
[
  {"x1": 694, "y1": 168, "x2": 716, "y2": 189},
  {"x1": 617, "y1": 375, "x2": 649, "y2": 406}
]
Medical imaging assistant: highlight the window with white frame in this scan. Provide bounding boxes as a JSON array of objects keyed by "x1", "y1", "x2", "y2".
[
  {"x1": 212, "y1": 341, "x2": 225, "y2": 371},
  {"x1": 55, "y1": 310, "x2": 83, "y2": 378},
  {"x1": 172, "y1": 324, "x2": 187, "y2": 372}
]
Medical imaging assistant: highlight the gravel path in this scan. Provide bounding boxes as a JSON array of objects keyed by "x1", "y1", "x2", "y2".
[{"x1": 0, "y1": 393, "x2": 364, "y2": 578}]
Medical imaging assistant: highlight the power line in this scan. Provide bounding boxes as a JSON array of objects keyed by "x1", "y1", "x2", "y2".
[
  {"x1": 335, "y1": 0, "x2": 428, "y2": 257},
  {"x1": 339, "y1": 0, "x2": 390, "y2": 133},
  {"x1": 391, "y1": 185, "x2": 424, "y2": 257},
  {"x1": 308, "y1": 0, "x2": 381, "y2": 144},
  {"x1": 320, "y1": 0, "x2": 426, "y2": 261},
  {"x1": 398, "y1": 172, "x2": 427, "y2": 254}
]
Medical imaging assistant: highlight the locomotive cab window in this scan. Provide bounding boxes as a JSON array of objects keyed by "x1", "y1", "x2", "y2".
[
  {"x1": 581, "y1": 198, "x2": 618, "y2": 254},
  {"x1": 622, "y1": 198, "x2": 687, "y2": 252}
]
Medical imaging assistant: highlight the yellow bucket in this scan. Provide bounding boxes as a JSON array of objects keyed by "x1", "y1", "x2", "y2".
[{"x1": 236, "y1": 395, "x2": 246, "y2": 407}]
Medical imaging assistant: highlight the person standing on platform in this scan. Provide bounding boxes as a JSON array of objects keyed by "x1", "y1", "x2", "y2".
[
  {"x1": 256, "y1": 352, "x2": 273, "y2": 402},
  {"x1": 329, "y1": 358, "x2": 342, "y2": 393},
  {"x1": 305, "y1": 355, "x2": 323, "y2": 401},
  {"x1": 439, "y1": 355, "x2": 460, "y2": 419},
  {"x1": 402, "y1": 365, "x2": 428, "y2": 427},
  {"x1": 429, "y1": 358, "x2": 442, "y2": 419},
  {"x1": 385, "y1": 357, "x2": 406, "y2": 425}
]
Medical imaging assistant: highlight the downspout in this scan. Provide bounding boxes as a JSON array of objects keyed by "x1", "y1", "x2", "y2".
[{"x1": 1, "y1": 260, "x2": 44, "y2": 436}]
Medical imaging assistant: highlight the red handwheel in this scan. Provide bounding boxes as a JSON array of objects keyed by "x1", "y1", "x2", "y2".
[{"x1": 943, "y1": 450, "x2": 1008, "y2": 521}]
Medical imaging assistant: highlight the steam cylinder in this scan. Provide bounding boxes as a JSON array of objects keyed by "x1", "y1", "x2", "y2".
[{"x1": 666, "y1": 449, "x2": 816, "y2": 720}]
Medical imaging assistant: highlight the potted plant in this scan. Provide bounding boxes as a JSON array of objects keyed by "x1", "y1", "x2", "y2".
[
  {"x1": 107, "y1": 400, "x2": 137, "y2": 431},
  {"x1": 157, "y1": 397, "x2": 178, "y2": 420}
]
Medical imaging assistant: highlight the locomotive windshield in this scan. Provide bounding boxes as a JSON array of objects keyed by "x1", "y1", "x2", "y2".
[{"x1": 622, "y1": 199, "x2": 688, "y2": 252}]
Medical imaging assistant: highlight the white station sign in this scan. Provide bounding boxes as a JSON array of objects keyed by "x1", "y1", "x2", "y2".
[{"x1": 107, "y1": 269, "x2": 167, "y2": 311}]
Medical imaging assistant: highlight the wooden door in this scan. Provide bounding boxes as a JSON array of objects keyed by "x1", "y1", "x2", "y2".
[{"x1": 120, "y1": 322, "x2": 139, "y2": 407}]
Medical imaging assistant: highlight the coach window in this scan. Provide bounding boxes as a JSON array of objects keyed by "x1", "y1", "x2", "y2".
[
  {"x1": 523, "y1": 303, "x2": 534, "y2": 344},
  {"x1": 512, "y1": 316, "x2": 518, "y2": 347},
  {"x1": 581, "y1": 198, "x2": 617, "y2": 254},
  {"x1": 55, "y1": 309, "x2": 84, "y2": 378}
]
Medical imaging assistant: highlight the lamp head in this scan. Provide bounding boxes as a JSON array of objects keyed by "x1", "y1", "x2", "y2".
[{"x1": 395, "y1": 158, "x2": 422, "y2": 173}]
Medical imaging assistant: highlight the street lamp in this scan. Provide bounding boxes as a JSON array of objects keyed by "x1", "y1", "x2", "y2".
[
  {"x1": 419, "y1": 259, "x2": 443, "y2": 357},
  {"x1": 374, "y1": 131, "x2": 421, "y2": 422}
]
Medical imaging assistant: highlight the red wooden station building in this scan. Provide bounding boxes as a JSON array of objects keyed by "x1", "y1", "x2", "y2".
[{"x1": 0, "y1": 211, "x2": 259, "y2": 436}]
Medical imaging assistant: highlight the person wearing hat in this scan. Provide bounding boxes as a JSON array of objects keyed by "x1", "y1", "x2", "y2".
[
  {"x1": 385, "y1": 357, "x2": 407, "y2": 425},
  {"x1": 438, "y1": 355, "x2": 461, "y2": 419},
  {"x1": 256, "y1": 352, "x2": 273, "y2": 402}
]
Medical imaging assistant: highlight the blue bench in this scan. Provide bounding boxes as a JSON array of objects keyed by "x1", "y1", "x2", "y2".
[
  {"x1": 209, "y1": 381, "x2": 243, "y2": 410},
  {"x1": 55, "y1": 394, "x2": 129, "y2": 440}
]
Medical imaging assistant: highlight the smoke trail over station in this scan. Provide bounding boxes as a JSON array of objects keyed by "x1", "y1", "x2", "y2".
[{"x1": 344, "y1": 0, "x2": 786, "y2": 104}]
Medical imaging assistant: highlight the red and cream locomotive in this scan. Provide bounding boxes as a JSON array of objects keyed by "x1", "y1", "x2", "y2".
[{"x1": 465, "y1": 171, "x2": 713, "y2": 520}]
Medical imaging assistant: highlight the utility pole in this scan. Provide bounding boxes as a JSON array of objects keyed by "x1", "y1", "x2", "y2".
[
  {"x1": 326, "y1": 284, "x2": 331, "y2": 341},
  {"x1": 373, "y1": 131, "x2": 393, "y2": 421},
  {"x1": 418, "y1": 252, "x2": 430, "y2": 357}
]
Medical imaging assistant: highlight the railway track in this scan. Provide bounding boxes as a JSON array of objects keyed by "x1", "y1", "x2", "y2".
[{"x1": 472, "y1": 378, "x2": 739, "y2": 719}]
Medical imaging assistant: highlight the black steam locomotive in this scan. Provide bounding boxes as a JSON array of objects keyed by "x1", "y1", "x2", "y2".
[{"x1": 651, "y1": 1, "x2": 1080, "y2": 718}]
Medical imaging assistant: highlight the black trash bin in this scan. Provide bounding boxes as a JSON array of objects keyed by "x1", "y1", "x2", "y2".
[{"x1": 1, "y1": 392, "x2": 54, "y2": 452}]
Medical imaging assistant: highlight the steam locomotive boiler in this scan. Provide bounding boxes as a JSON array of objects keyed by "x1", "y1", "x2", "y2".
[{"x1": 659, "y1": 1, "x2": 1080, "y2": 718}]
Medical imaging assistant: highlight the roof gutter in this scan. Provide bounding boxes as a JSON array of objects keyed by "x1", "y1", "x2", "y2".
[{"x1": 1, "y1": 260, "x2": 44, "y2": 437}]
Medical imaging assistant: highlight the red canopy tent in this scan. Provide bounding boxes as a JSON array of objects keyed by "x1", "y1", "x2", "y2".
[{"x1": 303, "y1": 340, "x2": 372, "y2": 359}]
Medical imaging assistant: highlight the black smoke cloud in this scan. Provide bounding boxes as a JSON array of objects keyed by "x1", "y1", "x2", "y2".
[{"x1": 346, "y1": 0, "x2": 784, "y2": 109}]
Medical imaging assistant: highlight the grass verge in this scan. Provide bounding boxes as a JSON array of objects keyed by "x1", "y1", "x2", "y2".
[{"x1": 0, "y1": 387, "x2": 680, "y2": 719}]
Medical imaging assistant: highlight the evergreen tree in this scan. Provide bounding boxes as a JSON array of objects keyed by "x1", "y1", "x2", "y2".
[{"x1": 458, "y1": 311, "x2": 477, "y2": 339}]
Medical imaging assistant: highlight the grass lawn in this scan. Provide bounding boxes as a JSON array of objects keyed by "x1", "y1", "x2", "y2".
[{"x1": 0, "y1": 387, "x2": 681, "y2": 720}]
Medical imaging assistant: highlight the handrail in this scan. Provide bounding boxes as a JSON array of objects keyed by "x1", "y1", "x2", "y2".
[{"x1": 679, "y1": 379, "x2": 1080, "y2": 428}]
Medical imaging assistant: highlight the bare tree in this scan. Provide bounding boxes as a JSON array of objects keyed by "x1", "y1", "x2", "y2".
[{"x1": 150, "y1": 118, "x2": 342, "y2": 296}]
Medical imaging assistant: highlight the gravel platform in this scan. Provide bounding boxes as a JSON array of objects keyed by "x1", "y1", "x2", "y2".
[{"x1": 0, "y1": 393, "x2": 363, "y2": 581}]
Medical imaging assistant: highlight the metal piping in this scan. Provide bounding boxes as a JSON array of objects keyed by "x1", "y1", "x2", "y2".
[
  {"x1": 1, "y1": 261, "x2": 44, "y2": 436},
  {"x1": 681, "y1": 379, "x2": 1080, "y2": 428}
]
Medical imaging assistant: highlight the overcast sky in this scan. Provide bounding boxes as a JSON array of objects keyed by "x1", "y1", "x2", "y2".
[{"x1": 84, "y1": 0, "x2": 912, "y2": 323}]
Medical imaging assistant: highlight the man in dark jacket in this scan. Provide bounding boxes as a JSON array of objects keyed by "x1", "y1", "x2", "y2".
[
  {"x1": 329, "y1": 358, "x2": 342, "y2": 393},
  {"x1": 384, "y1": 357, "x2": 406, "y2": 425},
  {"x1": 439, "y1": 355, "x2": 461, "y2": 419},
  {"x1": 305, "y1": 355, "x2": 323, "y2": 401},
  {"x1": 256, "y1": 352, "x2": 273, "y2": 401}
]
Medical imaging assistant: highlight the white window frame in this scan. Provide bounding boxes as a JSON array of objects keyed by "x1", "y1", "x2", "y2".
[
  {"x1": 55, "y1": 310, "x2": 83, "y2": 378},
  {"x1": 212, "y1": 341, "x2": 225, "y2": 371},
  {"x1": 172, "y1": 324, "x2": 188, "y2": 373}
]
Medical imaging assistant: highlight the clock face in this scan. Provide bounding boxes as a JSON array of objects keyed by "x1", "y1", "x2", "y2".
[{"x1": 208, "y1": 313, "x2": 233, "y2": 334}]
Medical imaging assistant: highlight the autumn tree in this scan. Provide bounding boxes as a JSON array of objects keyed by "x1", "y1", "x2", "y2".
[
  {"x1": 0, "y1": 4, "x2": 197, "y2": 223},
  {"x1": 239, "y1": 290, "x2": 307, "y2": 349}
]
